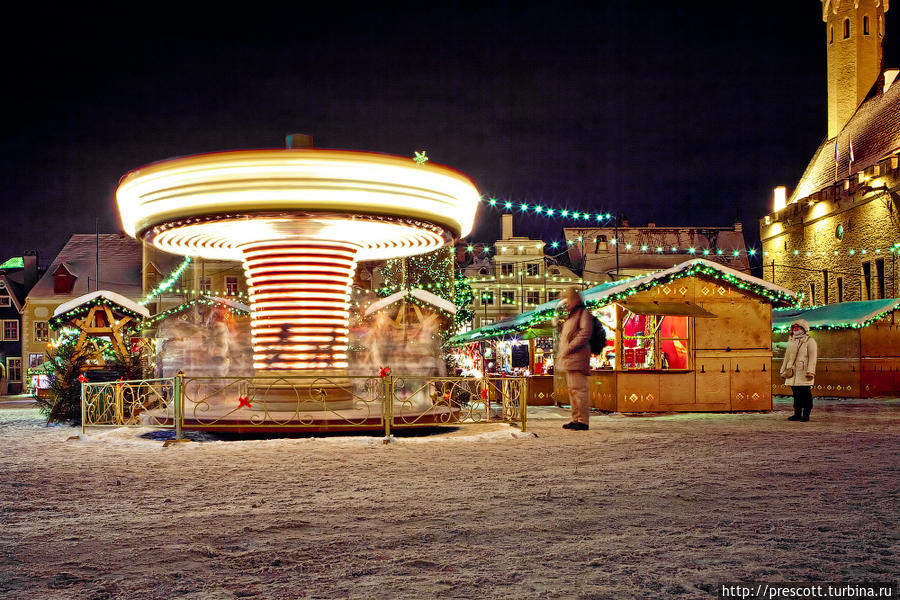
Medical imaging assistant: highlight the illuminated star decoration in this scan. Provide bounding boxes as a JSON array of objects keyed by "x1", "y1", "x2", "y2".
[
  {"x1": 237, "y1": 395, "x2": 252, "y2": 409},
  {"x1": 413, "y1": 151, "x2": 429, "y2": 165}
]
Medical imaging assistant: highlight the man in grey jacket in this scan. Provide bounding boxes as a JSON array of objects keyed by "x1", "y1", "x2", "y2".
[{"x1": 557, "y1": 287, "x2": 593, "y2": 430}]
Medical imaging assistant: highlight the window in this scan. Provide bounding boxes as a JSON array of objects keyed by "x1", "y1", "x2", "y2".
[
  {"x1": 622, "y1": 312, "x2": 690, "y2": 370},
  {"x1": 843, "y1": 18, "x2": 851, "y2": 39},
  {"x1": 862, "y1": 261, "x2": 872, "y2": 300},
  {"x1": 225, "y1": 276, "x2": 239, "y2": 295},
  {"x1": 879, "y1": 14, "x2": 884, "y2": 36},
  {"x1": 526, "y1": 263, "x2": 540, "y2": 277},
  {"x1": 0, "y1": 296, "x2": 9, "y2": 307},
  {"x1": 837, "y1": 277, "x2": 844, "y2": 303},
  {"x1": 864, "y1": 15, "x2": 870, "y2": 35},
  {"x1": 876, "y1": 258, "x2": 885, "y2": 299},
  {"x1": 526, "y1": 290, "x2": 541, "y2": 305},
  {"x1": 809, "y1": 282, "x2": 817, "y2": 306},
  {"x1": 500, "y1": 263, "x2": 515, "y2": 277},
  {"x1": 7, "y1": 357, "x2": 21, "y2": 382},
  {"x1": 830, "y1": 25, "x2": 834, "y2": 44},
  {"x1": 481, "y1": 318, "x2": 494, "y2": 326},
  {"x1": 200, "y1": 278, "x2": 211, "y2": 293},
  {"x1": 2, "y1": 320, "x2": 18, "y2": 341},
  {"x1": 501, "y1": 290, "x2": 515, "y2": 305},
  {"x1": 481, "y1": 291, "x2": 494, "y2": 305},
  {"x1": 29, "y1": 353, "x2": 44, "y2": 369},
  {"x1": 34, "y1": 321, "x2": 49, "y2": 342},
  {"x1": 823, "y1": 270, "x2": 829, "y2": 305}
]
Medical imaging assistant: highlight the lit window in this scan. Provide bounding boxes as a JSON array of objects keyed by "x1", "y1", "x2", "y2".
[
  {"x1": 34, "y1": 321, "x2": 49, "y2": 342},
  {"x1": 7, "y1": 357, "x2": 21, "y2": 382},
  {"x1": 29, "y1": 353, "x2": 44, "y2": 369},
  {"x1": 200, "y1": 278, "x2": 211, "y2": 293},
  {"x1": 225, "y1": 276, "x2": 239, "y2": 295},
  {"x1": 622, "y1": 313, "x2": 690, "y2": 370},
  {"x1": 2, "y1": 320, "x2": 18, "y2": 341}
]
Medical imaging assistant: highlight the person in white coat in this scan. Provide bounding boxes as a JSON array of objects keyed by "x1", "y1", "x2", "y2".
[{"x1": 780, "y1": 318, "x2": 818, "y2": 421}]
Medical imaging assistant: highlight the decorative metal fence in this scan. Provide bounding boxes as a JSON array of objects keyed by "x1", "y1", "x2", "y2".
[{"x1": 81, "y1": 374, "x2": 527, "y2": 438}]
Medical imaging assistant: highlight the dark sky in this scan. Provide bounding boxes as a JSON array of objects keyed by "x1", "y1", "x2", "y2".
[{"x1": 3, "y1": 2, "x2": 896, "y2": 267}]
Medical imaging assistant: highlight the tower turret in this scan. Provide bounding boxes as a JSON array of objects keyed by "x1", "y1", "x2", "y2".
[{"x1": 823, "y1": 0, "x2": 888, "y2": 139}]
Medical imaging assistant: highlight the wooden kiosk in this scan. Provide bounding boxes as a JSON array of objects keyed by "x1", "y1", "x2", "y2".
[
  {"x1": 451, "y1": 259, "x2": 798, "y2": 412},
  {"x1": 771, "y1": 299, "x2": 900, "y2": 398}
]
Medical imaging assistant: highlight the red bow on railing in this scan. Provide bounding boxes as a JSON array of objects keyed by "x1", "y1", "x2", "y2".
[
  {"x1": 237, "y1": 395, "x2": 252, "y2": 409},
  {"x1": 481, "y1": 388, "x2": 488, "y2": 400},
  {"x1": 116, "y1": 377, "x2": 124, "y2": 388},
  {"x1": 77, "y1": 374, "x2": 88, "y2": 383},
  {"x1": 379, "y1": 366, "x2": 391, "y2": 378}
]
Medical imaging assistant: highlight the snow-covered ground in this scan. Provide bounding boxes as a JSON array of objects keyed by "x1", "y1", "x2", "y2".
[{"x1": 0, "y1": 397, "x2": 897, "y2": 599}]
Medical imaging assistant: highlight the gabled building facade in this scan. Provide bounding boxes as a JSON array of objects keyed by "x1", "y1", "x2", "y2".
[
  {"x1": 22, "y1": 235, "x2": 143, "y2": 394},
  {"x1": 0, "y1": 252, "x2": 40, "y2": 394}
]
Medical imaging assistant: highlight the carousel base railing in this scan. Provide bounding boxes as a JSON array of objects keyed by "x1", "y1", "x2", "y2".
[{"x1": 81, "y1": 374, "x2": 527, "y2": 439}]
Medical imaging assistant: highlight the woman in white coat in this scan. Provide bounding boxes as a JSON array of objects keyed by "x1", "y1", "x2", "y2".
[{"x1": 780, "y1": 318, "x2": 818, "y2": 421}]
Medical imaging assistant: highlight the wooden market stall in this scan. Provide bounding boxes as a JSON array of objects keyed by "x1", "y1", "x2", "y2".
[
  {"x1": 771, "y1": 299, "x2": 900, "y2": 398},
  {"x1": 451, "y1": 259, "x2": 799, "y2": 412}
]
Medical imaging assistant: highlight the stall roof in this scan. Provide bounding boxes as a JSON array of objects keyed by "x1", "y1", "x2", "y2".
[
  {"x1": 773, "y1": 299, "x2": 899, "y2": 331},
  {"x1": 448, "y1": 258, "x2": 798, "y2": 345},
  {"x1": 53, "y1": 290, "x2": 151, "y2": 319}
]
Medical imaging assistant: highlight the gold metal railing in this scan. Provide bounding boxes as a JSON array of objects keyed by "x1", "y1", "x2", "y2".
[
  {"x1": 81, "y1": 374, "x2": 527, "y2": 439},
  {"x1": 81, "y1": 378, "x2": 176, "y2": 433}
]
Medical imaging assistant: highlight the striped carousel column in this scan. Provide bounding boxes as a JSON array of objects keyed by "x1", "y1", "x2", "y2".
[{"x1": 240, "y1": 239, "x2": 360, "y2": 373}]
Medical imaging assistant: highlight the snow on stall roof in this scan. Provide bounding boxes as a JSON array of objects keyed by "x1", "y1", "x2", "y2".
[
  {"x1": 364, "y1": 288, "x2": 456, "y2": 317},
  {"x1": 773, "y1": 298, "x2": 900, "y2": 330},
  {"x1": 203, "y1": 295, "x2": 250, "y2": 313},
  {"x1": 53, "y1": 290, "x2": 151, "y2": 318}
]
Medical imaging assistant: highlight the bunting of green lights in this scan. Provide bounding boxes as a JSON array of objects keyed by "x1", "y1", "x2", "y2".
[
  {"x1": 772, "y1": 302, "x2": 900, "y2": 332},
  {"x1": 139, "y1": 296, "x2": 250, "y2": 328},
  {"x1": 140, "y1": 256, "x2": 192, "y2": 306}
]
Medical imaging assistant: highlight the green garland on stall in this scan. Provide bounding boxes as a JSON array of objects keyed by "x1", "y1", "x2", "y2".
[
  {"x1": 772, "y1": 302, "x2": 900, "y2": 332},
  {"x1": 49, "y1": 297, "x2": 146, "y2": 331},
  {"x1": 139, "y1": 296, "x2": 250, "y2": 329}
]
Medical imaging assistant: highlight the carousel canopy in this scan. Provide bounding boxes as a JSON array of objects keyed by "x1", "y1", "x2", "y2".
[
  {"x1": 773, "y1": 299, "x2": 899, "y2": 331},
  {"x1": 448, "y1": 258, "x2": 798, "y2": 346}
]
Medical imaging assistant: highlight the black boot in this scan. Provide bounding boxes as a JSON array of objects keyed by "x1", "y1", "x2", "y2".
[
  {"x1": 787, "y1": 405, "x2": 802, "y2": 421},
  {"x1": 800, "y1": 407, "x2": 811, "y2": 422}
]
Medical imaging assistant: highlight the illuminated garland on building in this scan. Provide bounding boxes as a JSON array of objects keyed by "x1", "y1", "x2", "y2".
[
  {"x1": 140, "y1": 257, "x2": 192, "y2": 306},
  {"x1": 764, "y1": 242, "x2": 900, "y2": 258},
  {"x1": 479, "y1": 196, "x2": 615, "y2": 223}
]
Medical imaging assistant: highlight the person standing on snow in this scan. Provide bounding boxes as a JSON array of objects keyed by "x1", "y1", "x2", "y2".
[
  {"x1": 557, "y1": 287, "x2": 593, "y2": 431},
  {"x1": 780, "y1": 318, "x2": 818, "y2": 421}
]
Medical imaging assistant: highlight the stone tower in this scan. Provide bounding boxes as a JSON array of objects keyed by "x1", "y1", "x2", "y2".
[{"x1": 824, "y1": 0, "x2": 889, "y2": 139}]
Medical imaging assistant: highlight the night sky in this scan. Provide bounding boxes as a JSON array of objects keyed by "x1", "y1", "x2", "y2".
[{"x1": 3, "y1": 2, "x2": 898, "y2": 267}]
